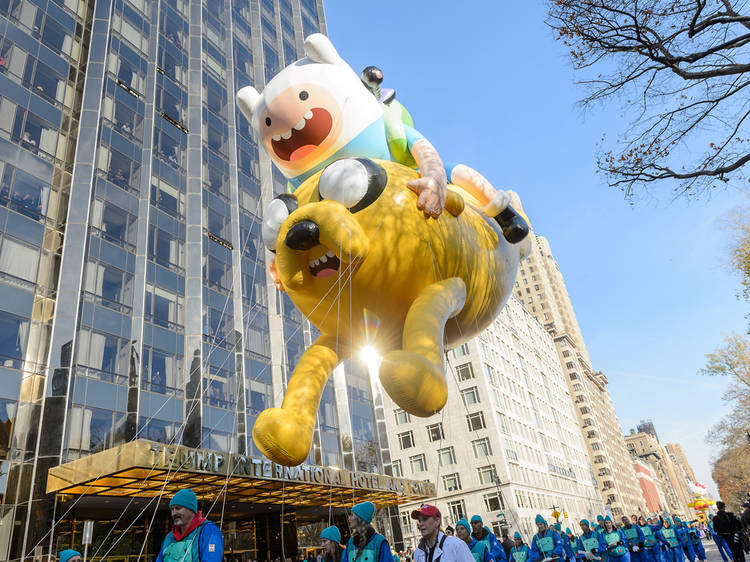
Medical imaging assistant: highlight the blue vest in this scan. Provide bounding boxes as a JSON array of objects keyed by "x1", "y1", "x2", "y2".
[
  {"x1": 511, "y1": 546, "x2": 529, "y2": 562},
  {"x1": 348, "y1": 533, "x2": 387, "y2": 562},
  {"x1": 468, "y1": 539, "x2": 488, "y2": 562},
  {"x1": 640, "y1": 526, "x2": 656, "y2": 548},
  {"x1": 160, "y1": 521, "x2": 207, "y2": 562}
]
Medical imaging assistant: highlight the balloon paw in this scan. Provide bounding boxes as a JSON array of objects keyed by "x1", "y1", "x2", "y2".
[
  {"x1": 252, "y1": 408, "x2": 312, "y2": 466},
  {"x1": 379, "y1": 351, "x2": 447, "y2": 417}
]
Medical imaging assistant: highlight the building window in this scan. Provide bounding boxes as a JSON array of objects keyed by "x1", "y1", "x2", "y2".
[
  {"x1": 456, "y1": 362, "x2": 475, "y2": 381},
  {"x1": 461, "y1": 387, "x2": 480, "y2": 406},
  {"x1": 394, "y1": 409, "x2": 410, "y2": 425},
  {"x1": 483, "y1": 492, "x2": 505, "y2": 512},
  {"x1": 448, "y1": 500, "x2": 466, "y2": 523},
  {"x1": 409, "y1": 454, "x2": 427, "y2": 473},
  {"x1": 398, "y1": 431, "x2": 414, "y2": 449},
  {"x1": 562, "y1": 350, "x2": 570, "y2": 357},
  {"x1": 591, "y1": 442, "x2": 601, "y2": 451},
  {"x1": 497, "y1": 412, "x2": 508, "y2": 433},
  {"x1": 438, "y1": 446, "x2": 456, "y2": 467},
  {"x1": 426, "y1": 423, "x2": 444, "y2": 442},
  {"x1": 478, "y1": 465, "x2": 498, "y2": 485},
  {"x1": 472, "y1": 437, "x2": 492, "y2": 458},
  {"x1": 400, "y1": 511, "x2": 410, "y2": 528},
  {"x1": 454, "y1": 343, "x2": 469, "y2": 357},
  {"x1": 442, "y1": 473, "x2": 461, "y2": 492},
  {"x1": 391, "y1": 460, "x2": 402, "y2": 477},
  {"x1": 467, "y1": 412, "x2": 486, "y2": 431}
]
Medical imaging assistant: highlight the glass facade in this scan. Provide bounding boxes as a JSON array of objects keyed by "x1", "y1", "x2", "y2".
[{"x1": 0, "y1": 0, "x2": 394, "y2": 559}]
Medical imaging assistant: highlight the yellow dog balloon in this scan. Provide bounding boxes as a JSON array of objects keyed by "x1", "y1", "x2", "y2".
[{"x1": 257, "y1": 158, "x2": 527, "y2": 465}]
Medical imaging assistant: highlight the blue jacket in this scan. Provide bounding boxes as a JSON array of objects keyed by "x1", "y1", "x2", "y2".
[
  {"x1": 575, "y1": 531, "x2": 607, "y2": 560},
  {"x1": 600, "y1": 529, "x2": 628, "y2": 557},
  {"x1": 156, "y1": 519, "x2": 223, "y2": 562},
  {"x1": 620, "y1": 525, "x2": 645, "y2": 550},
  {"x1": 561, "y1": 535, "x2": 575, "y2": 561},
  {"x1": 344, "y1": 531, "x2": 392, "y2": 562},
  {"x1": 472, "y1": 527, "x2": 507, "y2": 562},
  {"x1": 529, "y1": 529, "x2": 564, "y2": 562},
  {"x1": 673, "y1": 525, "x2": 695, "y2": 558}
]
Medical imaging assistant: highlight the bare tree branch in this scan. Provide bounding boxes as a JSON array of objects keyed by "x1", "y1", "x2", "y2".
[{"x1": 548, "y1": 0, "x2": 750, "y2": 197}]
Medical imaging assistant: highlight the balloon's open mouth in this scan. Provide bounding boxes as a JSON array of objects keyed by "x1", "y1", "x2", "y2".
[
  {"x1": 309, "y1": 249, "x2": 340, "y2": 278},
  {"x1": 271, "y1": 108, "x2": 333, "y2": 162}
]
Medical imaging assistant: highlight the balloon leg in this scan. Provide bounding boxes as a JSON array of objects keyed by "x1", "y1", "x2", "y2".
[
  {"x1": 252, "y1": 335, "x2": 340, "y2": 466},
  {"x1": 379, "y1": 277, "x2": 466, "y2": 417}
]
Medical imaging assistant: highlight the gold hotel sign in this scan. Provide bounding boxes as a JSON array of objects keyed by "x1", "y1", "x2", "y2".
[{"x1": 46, "y1": 439, "x2": 436, "y2": 508}]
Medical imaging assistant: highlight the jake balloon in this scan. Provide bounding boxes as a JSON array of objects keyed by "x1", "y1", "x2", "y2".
[{"x1": 236, "y1": 34, "x2": 531, "y2": 466}]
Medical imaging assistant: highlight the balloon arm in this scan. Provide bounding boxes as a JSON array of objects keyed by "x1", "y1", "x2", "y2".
[
  {"x1": 408, "y1": 139, "x2": 447, "y2": 218},
  {"x1": 252, "y1": 334, "x2": 343, "y2": 466}
]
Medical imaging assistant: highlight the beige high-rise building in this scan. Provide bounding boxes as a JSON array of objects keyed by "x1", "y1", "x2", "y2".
[
  {"x1": 382, "y1": 296, "x2": 603, "y2": 547},
  {"x1": 514, "y1": 234, "x2": 647, "y2": 517},
  {"x1": 666, "y1": 443, "x2": 698, "y2": 483},
  {"x1": 625, "y1": 431, "x2": 692, "y2": 518}
]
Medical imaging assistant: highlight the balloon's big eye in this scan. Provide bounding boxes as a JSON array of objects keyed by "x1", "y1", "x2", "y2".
[
  {"x1": 262, "y1": 194, "x2": 298, "y2": 252},
  {"x1": 299, "y1": 91, "x2": 309, "y2": 100},
  {"x1": 265, "y1": 117, "x2": 272, "y2": 126},
  {"x1": 317, "y1": 158, "x2": 387, "y2": 213}
]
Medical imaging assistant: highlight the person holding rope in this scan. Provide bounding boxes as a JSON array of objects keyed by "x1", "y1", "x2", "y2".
[
  {"x1": 620, "y1": 516, "x2": 645, "y2": 562},
  {"x1": 510, "y1": 532, "x2": 531, "y2": 562},
  {"x1": 575, "y1": 519, "x2": 606, "y2": 562},
  {"x1": 156, "y1": 488, "x2": 224, "y2": 562},
  {"x1": 456, "y1": 518, "x2": 491, "y2": 562},
  {"x1": 635, "y1": 516, "x2": 660, "y2": 562},
  {"x1": 471, "y1": 515, "x2": 507, "y2": 562},
  {"x1": 344, "y1": 501, "x2": 392, "y2": 562},
  {"x1": 59, "y1": 549, "x2": 82, "y2": 562},
  {"x1": 656, "y1": 517, "x2": 682, "y2": 562},
  {"x1": 601, "y1": 516, "x2": 629, "y2": 562},
  {"x1": 411, "y1": 504, "x2": 474, "y2": 562},
  {"x1": 529, "y1": 514, "x2": 564, "y2": 562},
  {"x1": 672, "y1": 517, "x2": 695, "y2": 562},
  {"x1": 322, "y1": 525, "x2": 346, "y2": 562}
]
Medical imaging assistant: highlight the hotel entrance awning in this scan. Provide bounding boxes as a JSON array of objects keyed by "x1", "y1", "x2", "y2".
[{"x1": 47, "y1": 439, "x2": 436, "y2": 508}]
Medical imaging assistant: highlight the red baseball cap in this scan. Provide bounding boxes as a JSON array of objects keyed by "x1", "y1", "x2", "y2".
[{"x1": 411, "y1": 504, "x2": 441, "y2": 519}]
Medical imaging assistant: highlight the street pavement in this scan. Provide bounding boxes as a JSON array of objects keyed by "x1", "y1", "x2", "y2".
[{"x1": 703, "y1": 542, "x2": 729, "y2": 562}]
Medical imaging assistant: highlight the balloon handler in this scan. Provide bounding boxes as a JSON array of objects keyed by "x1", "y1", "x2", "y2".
[{"x1": 254, "y1": 157, "x2": 528, "y2": 465}]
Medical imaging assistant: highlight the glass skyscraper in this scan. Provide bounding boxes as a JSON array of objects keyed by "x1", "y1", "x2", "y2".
[{"x1": 0, "y1": 0, "x2": 414, "y2": 559}]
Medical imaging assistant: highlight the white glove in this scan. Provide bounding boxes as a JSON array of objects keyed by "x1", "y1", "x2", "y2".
[
  {"x1": 584, "y1": 553, "x2": 594, "y2": 561},
  {"x1": 542, "y1": 558, "x2": 553, "y2": 562},
  {"x1": 632, "y1": 546, "x2": 639, "y2": 552}
]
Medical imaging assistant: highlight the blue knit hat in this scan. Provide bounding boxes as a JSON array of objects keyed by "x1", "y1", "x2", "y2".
[
  {"x1": 604, "y1": 516, "x2": 612, "y2": 522},
  {"x1": 321, "y1": 526, "x2": 341, "y2": 544},
  {"x1": 60, "y1": 550, "x2": 82, "y2": 562},
  {"x1": 673, "y1": 516, "x2": 681, "y2": 523},
  {"x1": 170, "y1": 488, "x2": 198, "y2": 512},
  {"x1": 553, "y1": 523, "x2": 562, "y2": 531},
  {"x1": 566, "y1": 528, "x2": 572, "y2": 535},
  {"x1": 352, "y1": 501, "x2": 375, "y2": 524},
  {"x1": 471, "y1": 514, "x2": 483, "y2": 524},
  {"x1": 535, "y1": 514, "x2": 547, "y2": 525},
  {"x1": 580, "y1": 519, "x2": 590, "y2": 527},
  {"x1": 456, "y1": 518, "x2": 471, "y2": 533},
  {"x1": 514, "y1": 532, "x2": 522, "y2": 540},
  {"x1": 596, "y1": 515, "x2": 604, "y2": 522}
]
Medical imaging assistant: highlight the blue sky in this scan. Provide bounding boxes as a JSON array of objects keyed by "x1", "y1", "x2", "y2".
[{"x1": 323, "y1": 0, "x2": 746, "y2": 498}]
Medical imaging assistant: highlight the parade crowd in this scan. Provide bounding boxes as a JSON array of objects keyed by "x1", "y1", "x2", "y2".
[{"x1": 55, "y1": 489, "x2": 750, "y2": 562}]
